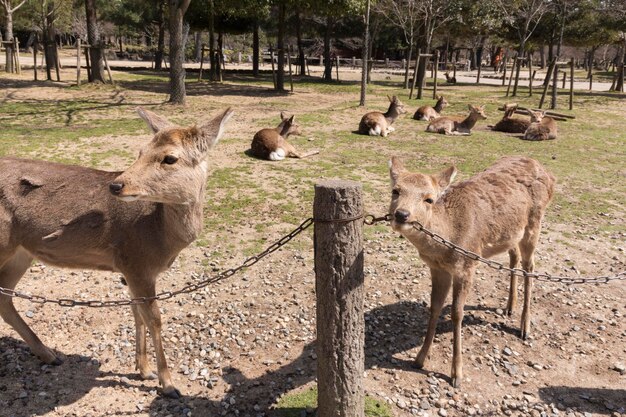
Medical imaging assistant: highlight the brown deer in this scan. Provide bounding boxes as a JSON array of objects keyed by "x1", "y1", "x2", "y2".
[
  {"x1": 490, "y1": 103, "x2": 531, "y2": 133},
  {"x1": 426, "y1": 104, "x2": 486, "y2": 135},
  {"x1": 523, "y1": 110, "x2": 558, "y2": 141},
  {"x1": 388, "y1": 156, "x2": 555, "y2": 387},
  {"x1": 413, "y1": 95, "x2": 449, "y2": 121},
  {"x1": 358, "y1": 95, "x2": 407, "y2": 137},
  {"x1": 250, "y1": 112, "x2": 318, "y2": 160},
  {"x1": 444, "y1": 71, "x2": 457, "y2": 84},
  {"x1": 0, "y1": 107, "x2": 234, "y2": 399}
]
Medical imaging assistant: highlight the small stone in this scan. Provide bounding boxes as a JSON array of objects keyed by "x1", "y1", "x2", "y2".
[
  {"x1": 397, "y1": 399, "x2": 407, "y2": 409},
  {"x1": 438, "y1": 408, "x2": 448, "y2": 417},
  {"x1": 18, "y1": 391, "x2": 28, "y2": 399},
  {"x1": 503, "y1": 347, "x2": 513, "y2": 356},
  {"x1": 25, "y1": 311, "x2": 34, "y2": 318}
]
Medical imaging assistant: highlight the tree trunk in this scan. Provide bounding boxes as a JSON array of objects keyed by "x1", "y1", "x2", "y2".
[
  {"x1": 85, "y1": 0, "x2": 106, "y2": 83},
  {"x1": 359, "y1": 0, "x2": 370, "y2": 106},
  {"x1": 252, "y1": 19, "x2": 259, "y2": 77},
  {"x1": 194, "y1": 31, "x2": 202, "y2": 62},
  {"x1": 475, "y1": 36, "x2": 486, "y2": 72},
  {"x1": 43, "y1": 2, "x2": 57, "y2": 81},
  {"x1": 168, "y1": 0, "x2": 190, "y2": 104},
  {"x1": 295, "y1": 10, "x2": 305, "y2": 76},
  {"x1": 539, "y1": 45, "x2": 545, "y2": 69},
  {"x1": 323, "y1": 16, "x2": 333, "y2": 81},
  {"x1": 4, "y1": 10, "x2": 14, "y2": 72},
  {"x1": 216, "y1": 30, "x2": 222, "y2": 80},
  {"x1": 208, "y1": 0, "x2": 216, "y2": 81},
  {"x1": 404, "y1": 38, "x2": 413, "y2": 89},
  {"x1": 155, "y1": 0, "x2": 165, "y2": 70},
  {"x1": 276, "y1": 2, "x2": 285, "y2": 90}
]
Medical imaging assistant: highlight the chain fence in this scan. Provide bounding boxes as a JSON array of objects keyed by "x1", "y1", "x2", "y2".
[{"x1": 0, "y1": 213, "x2": 623, "y2": 308}]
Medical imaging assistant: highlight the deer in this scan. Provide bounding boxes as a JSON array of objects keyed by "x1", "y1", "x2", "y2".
[
  {"x1": 490, "y1": 103, "x2": 531, "y2": 134},
  {"x1": 0, "y1": 106, "x2": 234, "y2": 399},
  {"x1": 358, "y1": 95, "x2": 407, "y2": 137},
  {"x1": 413, "y1": 95, "x2": 449, "y2": 121},
  {"x1": 523, "y1": 110, "x2": 558, "y2": 141},
  {"x1": 426, "y1": 104, "x2": 486, "y2": 135},
  {"x1": 250, "y1": 112, "x2": 319, "y2": 160},
  {"x1": 444, "y1": 71, "x2": 457, "y2": 84},
  {"x1": 388, "y1": 155, "x2": 555, "y2": 388}
]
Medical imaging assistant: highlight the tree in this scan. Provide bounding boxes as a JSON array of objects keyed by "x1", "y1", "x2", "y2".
[
  {"x1": 359, "y1": 0, "x2": 370, "y2": 106},
  {"x1": 168, "y1": 0, "x2": 190, "y2": 104},
  {"x1": 1, "y1": 0, "x2": 28, "y2": 72},
  {"x1": 85, "y1": 0, "x2": 105, "y2": 82}
]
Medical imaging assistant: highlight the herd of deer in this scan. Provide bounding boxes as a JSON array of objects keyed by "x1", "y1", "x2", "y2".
[{"x1": 0, "y1": 98, "x2": 556, "y2": 398}]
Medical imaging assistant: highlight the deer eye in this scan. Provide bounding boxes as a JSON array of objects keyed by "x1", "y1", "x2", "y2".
[
  {"x1": 163, "y1": 155, "x2": 178, "y2": 165},
  {"x1": 424, "y1": 198, "x2": 434, "y2": 204},
  {"x1": 391, "y1": 189, "x2": 400, "y2": 197}
]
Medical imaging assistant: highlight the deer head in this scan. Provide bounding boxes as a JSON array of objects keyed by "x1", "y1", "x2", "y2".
[
  {"x1": 468, "y1": 104, "x2": 487, "y2": 120},
  {"x1": 436, "y1": 95, "x2": 449, "y2": 109},
  {"x1": 528, "y1": 110, "x2": 545, "y2": 123},
  {"x1": 278, "y1": 112, "x2": 302, "y2": 137},
  {"x1": 388, "y1": 95, "x2": 407, "y2": 115},
  {"x1": 109, "y1": 107, "x2": 234, "y2": 204},
  {"x1": 388, "y1": 157, "x2": 457, "y2": 231}
]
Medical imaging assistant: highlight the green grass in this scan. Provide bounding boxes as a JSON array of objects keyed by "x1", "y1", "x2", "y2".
[{"x1": 274, "y1": 387, "x2": 393, "y2": 417}]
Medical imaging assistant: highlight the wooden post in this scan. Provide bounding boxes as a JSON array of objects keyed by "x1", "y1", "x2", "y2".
[
  {"x1": 14, "y1": 38, "x2": 21, "y2": 74},
  {"x1": 335, "y1": 55, "x2": 340, "y2": 81},
  {"x1": 569, "y1": 57, "x2": 574, "y2": 110},
  {"x1": 103, "y1": 49, "x2": 114, "y2": 84},
  {"x1": 453, "y1": 60, "x2": 457, "y2": 80},
  {"x1": 539, "y1": 59, "x2": 555, "y2": 109},
  {"x1": 409, "y1": 48, "x2": 420, "y2": 99},
  {"x1": 433, "y1": 50, "x2": 439, "y2": 99},
  {"x1": 476, "y1": 53, "x2": 481, "y2": 84},
  {"x1": 198, "y1": 44, "x2": 205, "y2": 81},
  {"x1": 76, "y1": 39, "x2": 81, "y2": 86},
  {"x1": 528, "y1": 58, "x2": 533, "y2": 96},
  {"x1": 551, "y1": 62, "x2": 559, "y2": 109},
  {"x1": 54, "y1": 42, "x2": 60, "y2": 81},
  {"x1": 506, "y1": 54, "x2": 517, "y2": 96},
  {"x1": 217, "y1": 51, "x2": 223, "y2": 82},
  {"x1": 287, "y1": 46, "x2": 294, "y2": 92},
  {"x1": 305, "y1": 54, "x2": 310, "y2": 76},
  {"x1": 33, "y1": 38, "x2": 38, "y2": 81},
  {"x1": 502, "y1": 55, "x2": 508, "y2": 86},
  {"x1": 589, "y1": 73, "x2": 593, "y2": 90},
  {"x1": 562, "y1": 70, "x2": 566, "y2": 89},
  {"x1": 512, "y1": 56, "x2": 523, "y2": 96},
  {"x1": 85, "y1": 46, "x2": 92, "y2": 82},
  {"x1": 270, "y1": 50, "x2": 276, "y2": 89},
  {"x1": 314, "y1": 180, "x2": 365, "y2": 417},
  {"x1": 417, "y1": 56, "x2": 424, "y2": 99}
]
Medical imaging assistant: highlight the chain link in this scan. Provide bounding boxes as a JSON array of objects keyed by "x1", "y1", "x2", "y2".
[{"x1": 0, "y1": 218, "x2": 314, "y2": 308}]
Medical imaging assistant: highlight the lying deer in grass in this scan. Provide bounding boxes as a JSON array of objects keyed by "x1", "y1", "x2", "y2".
[
  {"x1": 413, "y1": 95, "x2": 449, "y2": 121},
  {"x1": 388, "y1": 156, "x2": 555, "y2": 387},
  {"x1": 523, "y1": 110, "x2": 558, "y2": 141},
  {"x1": 426, "y1": 104, "x2": 486, "y2": 135},
  {"x1": 0, "y1": 107, "x2": 234, "y2": 398},
  {"x1": 490, "y1": 103, "x2": 531, "y2": 133},
  {"x1": 444, "y1": 72, "x2": 457, "y2": 84},
  {"x1": 358, "y1": 95, "x2": 407, "y2": 137},
  {"x1": 250, "y1": 112, "x2": 318, "y2": 160}
]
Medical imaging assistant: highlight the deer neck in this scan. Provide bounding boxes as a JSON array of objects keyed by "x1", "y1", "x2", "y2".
[
  {"x1": 384, "y1": 104, "x2": 400, "y2": 124},
  {"x1": 407, "y1": 204, "x2": 453, "y2": 257},
  {"x1": 161, "y1": 180, "x2": 206, "y2": 246},
  {"x1": 459, "y1": 113, "x2": 481, "y2": 130},
  {"x1": 277, "y1": 124, "x2": 291, "y2": 138},
  {"x1": 434, "y1": 101, "x2": 445, "y2": 113}
]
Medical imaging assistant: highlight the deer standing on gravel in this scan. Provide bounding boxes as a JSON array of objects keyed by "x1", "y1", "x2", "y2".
[
  {"x1": 0, "y1": 107, "x2": 234, "y2": 399},
  {"x1": 523, "y1": 110, "x2": 558, "y2": 141},
  {"x1": 250, "y1": 112, "x2": 318, "y2": 160},
  {"x1": 490, "y1": 103, "x2": 531, "y2": 134},
  {"x1": 358, "y1": 95, "x2": 407, "y2": 137},
  {"x1": 426, "y1": 104, "x2": 486, "y2": 135},
  {"x1": 413, "y1": 95, "x2": 449, "y2": 121},
  {"x1": 388, "y1": 156, "x2": 555, "y2": 387}
]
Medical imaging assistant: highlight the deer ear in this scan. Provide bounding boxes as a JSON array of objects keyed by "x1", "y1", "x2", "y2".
[
  {"x1": 467, "y1": 104, "x2": 473, "y2": 111},
  {"x1": 389, "y1": 156, "x2": 406, "y2": 185},
  {"x1": 387, "y1": 95, "x2": 392, "y2": 102},
  {"x1": 434, "y1": 165, "x2": 457, "y2": 191},
  {"x1": 288, "y1": 115, "x2": 295, "y2": 124},
  {"x1": 137, "y1": 107, "x2": 173, "y2": 133},
  {"x1": 280, "y1": 111, "x2": 287, "y2": 121},
  {"x1": 196, "y1": 107, "x2": 234, "y2": 153}
]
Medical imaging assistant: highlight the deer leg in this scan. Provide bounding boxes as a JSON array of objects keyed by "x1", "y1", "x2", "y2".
[
  {"x1": 519, "y1": 233, "x2": 538, "y2": 340},
  {"x1": 506, "y1": 247, "x2": 521, "y2": 316},
  {"x1": 284, "y1": 142, "x2": 301, "y2": 159},
  {"x1": 131, "y1": 304, "x2": 157, "y2": 380},
  {"x1": 450, "y1": 270, "x2": 473, "y2": 388},
  {"x1": 416, "y1": 269, "x2": 452, "y2": 369},
  {"x1": 0, "y1": 248, "x2": 61, "y2": 365},
  {"x1": 126, "y1": 278, "x2": 180, "y2": 398}
]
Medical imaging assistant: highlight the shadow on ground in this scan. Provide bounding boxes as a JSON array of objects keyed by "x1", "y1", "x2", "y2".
[{"x1": 538, "y1": 386, "x2": 626, "y2": 415}]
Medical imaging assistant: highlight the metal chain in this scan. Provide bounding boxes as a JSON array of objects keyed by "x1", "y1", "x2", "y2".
[{"x1": 0, "y1": 218, "x2": 314, "y2": 308}]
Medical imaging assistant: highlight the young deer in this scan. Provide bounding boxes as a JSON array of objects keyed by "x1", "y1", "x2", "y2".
[
  {"x1": 523, "y1": 110, "x2": 558, "y2": 141},
  {"x1": 358, "y1": 95, "x2": 407, "y2": 137},
  {"x1": 491, "y1": 103, "x2": 531, "y2": 133},
  {"x1": 444, "y1": 72, "x2": 457, "y2": 84},
  {"x1": 0, "y1": 107, "x2": 234, "y2": 399},
  {"x1": 413, "y1": 95, "x2": 449, "y2": 121},
  {"x1": 250, "y1": 112, "x2": 318, "y2": 160},
  {"x1": 388, "y1": 156, "x2": 555, "y2": 387},
  {"x1": 426, "y1": 104, "x2": 486, "y2": 135}
]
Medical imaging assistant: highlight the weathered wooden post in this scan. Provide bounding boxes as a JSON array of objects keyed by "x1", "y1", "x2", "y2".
[
  {"x1": 198, "y1": 44, "x2": 205, "y2": 81},
  {"x1": 76, "y1": 39, "x2": 81, "y2": 85},
  {"x1": 506, "y1": 54, "x2": 517, "y2": 96},
  {"x1": 502, "y1": 55, "x2": 508, "y2": 86},
  {"x1": 102, "y1": 49, "x2": 113, "y2": 84},
  {"x1": 33, "y1": 37, "x2": 38, "y2": 81},
  {"x1": 409, "y1": 48, "x2": 420, "y2": 100},
  {"x1": 433, "y1": 50, "x2": 439, "y2": 99},
  {"x1": 314, "y1": 180, "x2": 365, "y2": 417},
  {"x1": 551, "y1": 61, "x2": 559, "y2": 109},
  {"x1": 270, "y1": 50, "x2": 276, "y2": 89},
  {"x1": 569, "y1": 57, "x2": 574, "y2": 110},
  {"x1": 287, "y1": 45, "x2": 294, "y2": 92},
  {"x1": 589, "y1": 73, "x2": 593, "y2": 90},
  {"x1": 538, "y1": 59, "x2": 556, "y2": 109},
  {"x1": 335, "y1": 55, "x2": 340, "y2": 81}
]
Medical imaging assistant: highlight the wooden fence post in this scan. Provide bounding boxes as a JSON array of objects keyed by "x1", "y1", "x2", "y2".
[
  {"x1": 335, "y1": 55, "x2": 340, "y2": 81},
  {"x1": 569, "y1": 57, "x2": 574, "y2": 110},
  {"x1": 198, "y1": 44, "x2": 205, "y2": 81},
  {"x1": 433, "y1": 50, "x2": 439, "y2": 99},
  {"x1": 76, "y1": 39, "x2": 81, "y2": 86},
  {"x1": 270, "y1": 50, "x2": 276, "y2": 89},
  {"x1": 506, "y1": 54, "x2": 517, "y2": 97},
  {"x1": 551, "y1": 61, "x2": 559, "y2": 109},
  {"x1": 287, "y1": 45, "x2": 294, "y2": 92},
  {"x1": 314, "y1": 180, "x2": 365, "y2": 417},
  {"x1": 409, "y1": 48, "x2": 420, "y2": 100},
  {"x1": 33, "y1": 37, "x2": 38, "y2": 81},
  {"x1": 538, "y1": 59, "x2": 556, "y2": 109}
]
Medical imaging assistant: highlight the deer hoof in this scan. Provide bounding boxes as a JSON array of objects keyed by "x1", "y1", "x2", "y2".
[
  {"x1": 140, "y1": 371, "x2": 158, "y2": 380},
  {"x1": 161, "y1": 386, "x2": 182, "y2": 399},
  {"x1": 50, "y1": 357, "x2": 63, "y2": 366},
  {"x1": 451, "y1": 377, "x2": 461, "y2": 388}
]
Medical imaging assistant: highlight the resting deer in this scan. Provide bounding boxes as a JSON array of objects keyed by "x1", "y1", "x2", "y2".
[
  {"x1": 0, "y1": 107, "x2": 234, "y2": 398},
  {"x1": 250, "y1": 112, "x2": 318, "y2": 160},
  {"x1": 444, "y1": 71, "x2": 457, "y2": 84},
  {"x1": 388, "y1": 156, "x2": 555, "y2": 387},
  {"x1": 413, "y1": 95, "x2": 449, "y2": 121},
  {"x1": 358, "y1": 95, "x2": 407, "y2": 137},
  {"x1": 490, "y1": 103, "x2": 531, "y2": 133},
  {"x1": 426, "y1": 104, "x2": 486, "y2": 135},
  {"x1": 523, "y1": 110, "x2": 558, "y2": 141}
]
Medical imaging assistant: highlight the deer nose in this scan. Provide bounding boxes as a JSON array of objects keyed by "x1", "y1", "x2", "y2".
[
  {"x1": 394, "y1": 209, "x2": 410, "y2": 223},
  {"x1": 109, "y1": 182, "x2": 124, "y2": 195}
]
